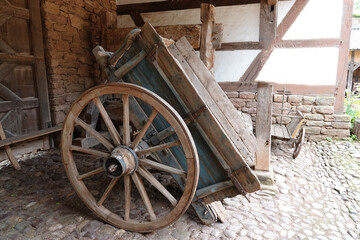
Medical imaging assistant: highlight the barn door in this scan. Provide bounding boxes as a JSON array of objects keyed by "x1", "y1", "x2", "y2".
[{"x1": 0, "y1": 0, "x2": 52, "y2": 160}]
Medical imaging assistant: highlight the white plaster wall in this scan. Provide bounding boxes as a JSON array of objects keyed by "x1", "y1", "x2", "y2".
[
  {"x1": 257, "y1": 47, "x2": 339, "y2": 85},
  {"x1": 215, "y1": 50, "x2": 261, "y2": 82},
  {"x1": 284, "y1": 0, "x2": 343, "y2": 40},
  {"x1": 117, "y1": 5, "x2": 260, "y2": 42}
]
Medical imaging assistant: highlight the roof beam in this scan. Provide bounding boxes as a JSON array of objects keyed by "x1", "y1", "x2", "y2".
[{"x1": 117, "y1": 0, "x2": 260, "y2": 15}]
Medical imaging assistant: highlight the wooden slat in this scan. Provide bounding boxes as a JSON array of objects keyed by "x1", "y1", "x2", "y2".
[
  {"x1": 0, "y1": 98, "x2": 38, "y2": 112},
  {"x1": 0, "y1": 53, "x2": 35, "y2": 64},
  {"x1": 139, "y1": 158, "x2": 186, "y2": 176},
  {"x1": 114, "y1": 50, "x2": 146, "y2": 79},
  {"x1": 200, "y1": 3, "x2": 215, "y2": 73},
  {"x1": 0, "y1": 125, "x2": 62, "y2": 148},
  {"x1": 136, "y1": 141, "x2": 180, "y2": 157},
  {"x1": 0, "y1": 83, "x2": 22, "y2": 101},
  {"x1": 0, "y1": 0, "x2": 30, "y2": 20},
  {"x1": 334, "y1": 0, "x2": 354, "y2": 113},
  {"x1": 220, "y1": 41, "x2": 262, "y2": 50},
  {"x1": 275, "y1": 39, "x2": 341, "y2": 48},
  {"x1": 175, "y1": 38, "x2": 257, "y2": 154},
  {"x1": 255, "y1": 82, "x2": 272, "y2": 171},
  {"x1": 70, "y1": 145, "x2": 110, "y2": 158},
  {"x1": 29, "y1": 0, "x2": 52, "y2": 130},
  {"x1": 196, "y1": 180, "x2": 233, "y2": 199}
]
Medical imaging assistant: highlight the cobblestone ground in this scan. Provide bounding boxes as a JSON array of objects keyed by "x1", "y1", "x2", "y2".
[{"x1": 0, "y1": 140, "x2": 360, "y2": 240}]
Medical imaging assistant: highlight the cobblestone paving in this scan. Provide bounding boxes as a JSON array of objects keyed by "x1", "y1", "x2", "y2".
[{"x1": 0, "y1": 140, "x2": 360, "y2": 240}]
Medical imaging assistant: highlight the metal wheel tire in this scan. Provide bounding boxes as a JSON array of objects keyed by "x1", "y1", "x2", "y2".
[
  {"x1": 61, "y1": 83, "x2": 199, "y2": 232},
  {"x1": 292, "y1": 128, "x2": 305, "y2": 159}
]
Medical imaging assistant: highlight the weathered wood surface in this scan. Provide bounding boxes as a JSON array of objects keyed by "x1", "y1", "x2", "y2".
[
  {"x1": 0, "y1": 122, "x2": 20, "y2": 169},
  {"x1": 255, "y1": 82, "x2": 272, "y2": 171},
  {"x1": 122, "y1": 23, "x2": 260, "y2": 194},
  {"x1": 200, "y1": 3, "x2": 215, "y2": 73}
]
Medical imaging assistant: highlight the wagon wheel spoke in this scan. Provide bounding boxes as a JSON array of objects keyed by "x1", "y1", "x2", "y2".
[
  {"x1": 137, "y1": 166, "x2": 177, "y2": 206},
  {"x1": 122, "y1": 94, "x2": 130, "y2": 145},
  {"x1": 136, "y1": 141, "x2": 181, "y2": 157},
  {"x1": 97, "y1": 178, "x2": 119, "y2": 206},
  {"x1": 130, "y1": 109, "x2": 158, "y2": 149},
  {"x1": 93, "y1": 97, "x2": 122, "y2": 146},
  {"x1": 74, "y1": 117, "x2": 114, "y2": 151},
  {"x1": 124, "y1": 175, "x2": 131, "y2": 221},
  {"x1": 70, "y1": 145, "x2": 110, "y2": 158},
  {"x1": 140, "y1": 158, "x2": 186, "y2": 177},
  {"x1": 78, "y1": 167, "x2": 104, "y2": 180},
  {"x1": 131, "y1": 172, "x2": 156, "y2": 221}
]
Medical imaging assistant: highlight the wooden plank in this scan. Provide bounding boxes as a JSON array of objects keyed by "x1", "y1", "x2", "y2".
[
  {"x1": 0, "y1": 82, "x2": 22, "y2": 101},
  {"x1": 0, "y1": 97, "x2": 38, "y2": 112},
  {"x1": 114, "y1": 50, "x2": 146, "y2": 79},
  {"x1": 200, "y1": 3, "x2": 215, "y2": 73},
  {"x1": 259, "y1": 0, "x2": 277, "y2": 48},
  {"x1": 0, "y1": 53, "x2": 34, "y2": 64},
  {"x1": 0, "y1": 63, "x2": 16, "y2": 81},
  {"x1": 347, "y1": 51, "x2": 355, "y2": 90},
  {"x1": 255, "y1": 82, "x2": 272, "y2": 171},
  {"x1": 275, "y1": 39, "x2": 341, "y2": 48},
  {"x1": 334, "y1": 0, "x2": 354, "y2": 113},
  {"x1": 175, "y1": 37, "x2": 258, "y2": 154},
  {"x1": 0, "y1": 125, "x2": 62, "y2": 148},
  {"x1": 0, "y1": 121, "x2": 20, "y2": 169},
  {"x1": 29, "y1": 0, "x2": 52, "y2": 129},
  {"x1": 196, "y1": 180, "x2": 233, "y2": 199},
  {"x1": 117, "y1": 0, "x2": 261, "y2": 15},
  {"x1": 0, "y1": 0, "x2": 30, "y2": 20},
  {"x1": 220, "y1": 41, "x2": 262, "y2": 50},
  {"x1": 241, "y1": 0, "x2": 310, "y2": 83},
  {"x1": 130, "y1": 11, "x2": 145, "y2": 27}
]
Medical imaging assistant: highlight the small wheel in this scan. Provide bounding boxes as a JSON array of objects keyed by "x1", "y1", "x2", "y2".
[
  {"x1": 61, "y1": 83, "x2": 199, "y2": 232},
  {"x1": 292, "y1": 128, "x2": 305, "y2": 159}
]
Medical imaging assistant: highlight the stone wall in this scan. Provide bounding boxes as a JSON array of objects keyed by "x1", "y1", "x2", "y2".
[
  {"x1": 41, "y1": 0, "x2": 116, "y2": 125},
  {"x1": 226, "y1": 91, "x2": 351, "y2": 140}
]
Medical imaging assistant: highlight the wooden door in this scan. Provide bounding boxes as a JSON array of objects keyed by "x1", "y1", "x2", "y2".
[{"x1": 0, "y1": 0, "x2": 52, "y2": 161}]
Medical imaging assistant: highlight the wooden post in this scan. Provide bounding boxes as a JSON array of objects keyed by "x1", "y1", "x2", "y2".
[
  {"x1": 334, "y1": 0, "x2": 354, "y2": 113},
  {"x1": 200, "y1": 3, "x2": 215, "y2": 74},
  {"x1": 0, "y1": 122, "x2": 20, "y2": 169},
  {"x1": 347, "y1": 51, "x2": 355, "y2": 91},
  {"x1": 255, "y1": 82, "x2": 272, "y2": 171},
  {"x1": 29, "y1": 0, "x2": 52, "y2": 130}
]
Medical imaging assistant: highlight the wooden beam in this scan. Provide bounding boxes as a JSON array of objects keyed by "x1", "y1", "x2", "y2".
[
  {"x1": 0, "y1": 63, "x2": 16, "y2": 82},
  {"x1": 220, "y1": 41, "x2": 262, "y2": 50},
  {"x1": 240, "y1": 0, "x2": 309, "y2": 83},
  {"x1": 0, "y1": 125, "x2": 62, "y2": 148},
  {"x1": 259, "y1": 0, "x2": 277, "y2": 48},
  {"x1": 0, "y1": 121, "x2": 20, "y2": 169},
  {"x1": 255, "y1": 82, "x2": 272, "y2": 171},
  {"x1": 0, "y1": 53, "x2": 35, "y2": 64},
  {"x1": 200, "y1": 3, "x2": 215, "y2": 73},
  {"x1": 0, "y1": 83, "x2": 22, "y2": 101},
  {"x1": 274, "y1": 39, "x2": 341, "y2": 48},
  {"x1": 0, "y1": 0, "x2": 30, "y2": 20},
  {"x1": 117, "y1": 0, "x2": 260, "y2": 15},
  {"x1": 347, "y1": 51, "x2": 355, "y2": 91},
  {"x1": 0, "y1": 98, "x2": 38, "y2": 112},
  {"x1": 334, "y1": 0, "x2": 354, "y2": 113},
  {"x1": 130, "y1": 11, "x2": 145, "y2": 27},
  {"x1": 29, "y1": 0, "x2": 52, "y2": 129},
  {"x1": 219, "y1": 81, "x2": 335, "y2": 95},
  {"x1": 354, "y1": 62, "x2": 360, "y2": 71}
]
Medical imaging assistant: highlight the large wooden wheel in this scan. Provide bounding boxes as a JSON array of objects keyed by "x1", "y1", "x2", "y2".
[
  {"x1": 292, "y1": 128, "x2": 305, "y2": 159},
  {"x1": 61, "y1": 83, "x2": 199, "y2": 232}
]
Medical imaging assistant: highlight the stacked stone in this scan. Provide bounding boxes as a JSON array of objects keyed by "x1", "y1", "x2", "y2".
[
  {"x1": 226, "y1": 91, "x2": 351, "y2": 140},
  {"x1": 41, "y1": 0, "x2": 116, "y2": 125}
]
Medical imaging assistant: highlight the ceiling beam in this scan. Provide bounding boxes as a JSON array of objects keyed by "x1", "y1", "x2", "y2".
[{"x1": 117, "y1": 0, "x2": 261, "y2": 15}]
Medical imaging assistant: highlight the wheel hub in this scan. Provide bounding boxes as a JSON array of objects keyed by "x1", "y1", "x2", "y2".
[{"x1": 104, "y1": 146, "x2": 139, "y2": 178}]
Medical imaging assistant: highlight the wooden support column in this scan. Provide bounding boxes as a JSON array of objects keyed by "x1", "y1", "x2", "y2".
[
  {"x1": 0, "y1": 122, "x2": 20, "y2": 169},
  {"x1": 347, "y1": 51, "x2": 355, "y2": 91},
  {"x1": 255, "y1": 82, "x2": 273, "y2": 171},
  {"x1": 29, "y1": 0, "x2": 52, "y2": 130},
  {"x1": 334, "y1": 0, "x2": 354, "y2": 113},
  {"x1": 200, "y1": 3, "x2": 215, "y2": 74}
]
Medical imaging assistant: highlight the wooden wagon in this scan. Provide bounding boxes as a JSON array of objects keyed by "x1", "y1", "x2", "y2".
[
  {"x1": 271, "y1": 90, "x2": 305, "y2": 159},
  {"x1": 61, "y1": 23, "x2": 260, "y2": 232}
]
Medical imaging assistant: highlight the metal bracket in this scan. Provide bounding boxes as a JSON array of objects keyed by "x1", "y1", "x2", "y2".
[{"x1": 184, "y1": 106, "x2": 207, "y2": 125}]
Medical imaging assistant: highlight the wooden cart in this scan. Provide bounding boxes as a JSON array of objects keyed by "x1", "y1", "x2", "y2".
[
  {"x1": 271, "y1": 91, "x2": 305, "y2": 159},
  {"x1": 61, "y1": 23, "x2": 260, "y2": 232}
]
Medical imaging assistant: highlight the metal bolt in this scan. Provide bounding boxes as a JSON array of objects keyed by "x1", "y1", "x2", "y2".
[{"x1": 108, "y1": 164, "x2": 118, "y2": 173}]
